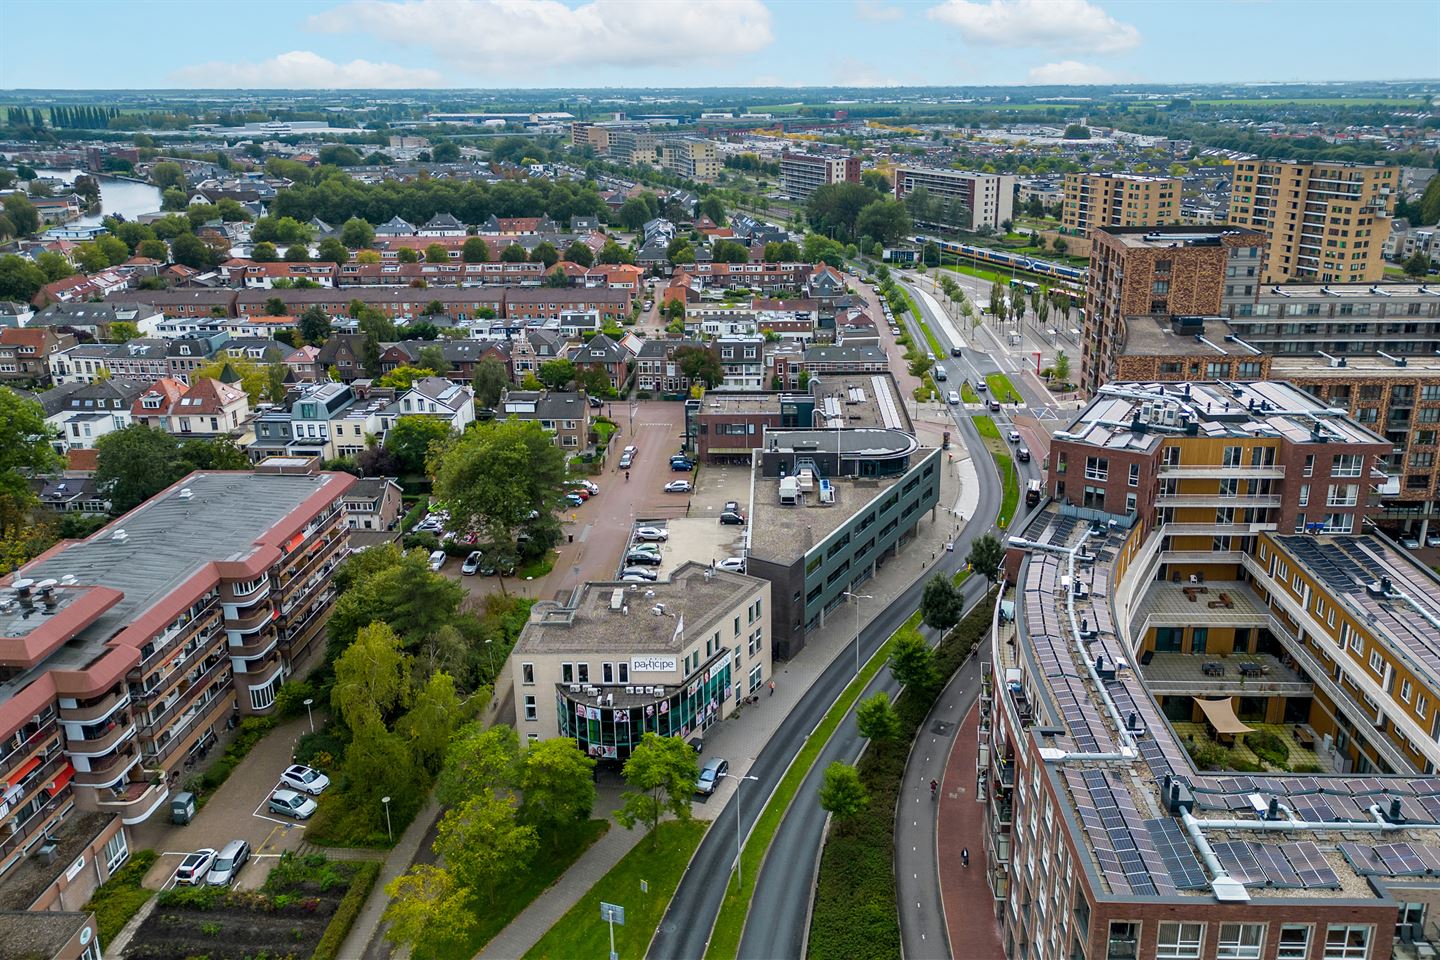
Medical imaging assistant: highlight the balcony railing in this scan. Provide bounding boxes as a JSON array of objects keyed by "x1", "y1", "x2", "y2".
[
  {"x1": 58, "y1": 687, "x2": 130, "y2": 724},
  {"x1": 142, "y1": 657, "x2": 231, "y2": 738},
  {"x1": 94, "y1": 779, "x2": 169, "y2": 825},
  {"x1": 0, "y1": 787, "x2": 69, "y2": 863},
  {"x1": 66, "y1": 718, "x2": 137, "y2": 757},
  {"x1": 72, "y1": 746, "x2": 139, "y2": 788},
  {"x1": 144, "y1": 683, "x2": 233, "y2": 769},
  {"x1": 139, "y1": 612, "x2": 222, "y2": 675},
  {"x1": 0, "y1": 721, "x2": 58, "y2": 780},
  {"x1": 135, "y1": 632, "x2": 226, "y2": 705},
  {"x1": 141, "y1": 595, "x2": 220, "y2": 667},
  {"x1": 279, "y1": 532, "x2": 345, "y2": 591},
  {"x1": 226, "y1": 604, "x2": 275, "y2": 635},
  {"x1": 282, "y1": 591, "x2": 336, "y2": 645},
  {"x1": 1158, "y1": 464, "x2": 1285, "y2": 479},
  {"x1": 1154, "y1": 493, "x2": 1282, "y2": 508}
]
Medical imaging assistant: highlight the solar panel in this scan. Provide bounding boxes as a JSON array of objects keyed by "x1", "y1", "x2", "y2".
[
  {"x1": 1249, "y1": 843, "x2": 1301, "y2": 887},
  {"x1": 1213, "y1": 841, "x2": 1265, "y2": 884},
  {"x1": 1281, "y1": 841, "x2": 1340, "y2": 889},
  {"x1": 1144, "y1": 819, "x2": 1208, "y2": 890}
]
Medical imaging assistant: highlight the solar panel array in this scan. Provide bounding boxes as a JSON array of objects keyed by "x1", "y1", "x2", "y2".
[
  {"x1": 1023, "y1": 552, "x2": 1110, "y2": 753},
  {"x1": 1339, "y1": 841, "x2": 1440, "y2": 877},
  {"x1": 1211, "y1": 840, "x2": 1339, "y2": 889},
  {"x1": 1144, "y1": 818, "x2": 1209, "y2": 890},
  {"x1": 1066, "y1": 768, "x2": 1170, "y2": 896}
]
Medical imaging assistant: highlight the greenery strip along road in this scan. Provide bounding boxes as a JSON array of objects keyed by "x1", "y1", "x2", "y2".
[
  {"x1": 974, "y1": 415, "x2": 1020, "y2": 529},
  {"x1": 985, "y1": 372, "x2": 1023, "y2": 405},
  {"x1": 702, "y1": 609, "x2": 926, "y2": 960},
  {"x1": 524, "y1": 820, "x2": 708, "y2": 960}
]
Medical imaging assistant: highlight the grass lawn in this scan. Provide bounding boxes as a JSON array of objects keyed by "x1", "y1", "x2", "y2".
[
  {"x1": 961, "y1": 382, "x2": 979, "y2": 404},
  {"x1": 974, "y1": 416, "x2": 1019, "y2": 528},
  {"x1": 704, "y1": 609, "x2": 926, "y2": 960},
  {"x1": 985, "y1": 373, "x2": 1022, "y2": 404},
  {"x1": 416, "y1": 820, "x2": 610, "y2": 960},
  {"x1": 973, "y1": 415, "x2": 1001, "y2": 441},
  {"x1": 525, "y1": 819, "x2": 708, "y2": 960}
]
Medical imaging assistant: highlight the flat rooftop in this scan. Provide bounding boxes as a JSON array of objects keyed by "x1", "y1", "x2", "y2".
[
  {"x1": 749, "y1": 471, "x2": 901, "y2": 566},
  {"x1": 1009, "y1": 504, "x2": 1440, "y2": 905},
  {"x1": 1098, "y1": 226, "x2": 1262, "y2": 249},
  {"x1": 515, "y1": 562, "x2": 760, "y2": 656},
  {"x1": 1256, "y1": 282, "x2": 1440, "y2": 302},
  {"x1": 1121, "y1": 316, "x2": 1246, "y2": 357},
  {"x1": 1274, "y1": 355, "x2": 1440, "y2": 378},
  {"x1": 1057, "y1": 381, "x2": 1386, "y2": 453},
  {"x1": 1, "y1": 472, "x2": 343, "y2": 699},
  {"x1": 0, "y1": 812, "x2": 112, "y2": 911}
]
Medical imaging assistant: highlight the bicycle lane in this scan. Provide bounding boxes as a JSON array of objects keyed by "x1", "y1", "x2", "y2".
[{"x1": 938, "y1": 702, "x2": 1005, "y2": 958}]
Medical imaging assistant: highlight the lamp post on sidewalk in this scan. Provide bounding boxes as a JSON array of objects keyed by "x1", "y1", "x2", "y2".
[
  {"x1": 302, "y1": 698, "x2": 314, "y2": 734},
  {"x1": 843, "y1": 589, "x2": 873, "y2": 675},
  {"x1": 381, "y1": 795, "x2": 393, "y2": 842},
  {"x1": 720, "y1": 772, "x2": 761, "y2": 889}
]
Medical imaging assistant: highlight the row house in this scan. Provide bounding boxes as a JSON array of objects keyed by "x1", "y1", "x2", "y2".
[
  {"x1": 715, "y1": 335, "x2": 766, "y2": 391},
  {"x1": 120, "y1": 289, "x2": 238, "y2": 319},
  {"x1": 509, "y1": 329, "x2": 567, "y2": 382},
  {"x1": 0, "y1": 328, "x2": 75, "y2": 386},
  {"x1": 336, "y1": 259, "x2": 544, "y2": 286},
  {"x1": 566, "y1": 334, "x2": 631, "y2": 391},
  {"x1": 479, "y1": 215, "x2": 558, "y2": 236},
  {"x1": 30, "y1": 302, "x2": 163, "y2": 341},
  {"x1": 503, "y1": 289, "x2": 629, "y2": 323},
  {"x1": 380, "y1": 339, "x2": 511, "y2": 382},
  {"x1": 633, "y1": 338, "x2": 701, "y2": 394},
  {"x1": 418, "y1": 213, "x2": 466, "y2": 237},
  {"x1": 130, "y1": 378, "x2": 250, "y2": 438},
  {"x1": 499, "y1": 391, "x2": 593, "y2": 450},
  {"x1": 340, "y1": 477, "x2": 404, "y2": 535},
  {"x1": 233, "y1": 262, "x2": 338, "y2": 289},
  {"x1": 31, "y1": 270, "x2": 129, "y2": 309},
  {"x1": 34, "y1": 379, "x2": 151, "y2": 452}
]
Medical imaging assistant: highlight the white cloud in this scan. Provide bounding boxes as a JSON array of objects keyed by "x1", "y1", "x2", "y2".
[
  {"x1": 1025, "y1": 60, "x2": 1119, "y2": 84},
  {"x1": 927, "y1": 0, "x2": 1139, "y2": 53},
  {"x1": 309, "y1": 0, "x2": 774, "y2": 72},
  {"x1": 171, "y1": 51, "x2": 443, "y2": 88},
  {"x1": 853, "y1": 0, "x2": 904, "y2": 21}
]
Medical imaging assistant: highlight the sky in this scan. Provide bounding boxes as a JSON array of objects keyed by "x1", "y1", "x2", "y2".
[{"x1": 3, "y1": 0, "x2": 1437, "y2": 91}]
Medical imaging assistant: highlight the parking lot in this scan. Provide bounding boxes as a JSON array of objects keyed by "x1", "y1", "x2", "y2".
[
  {"x1": 613, "y1": 462, "x2": 753, "y2": 580},
  {"x1": 131, "y1": 715, "x2": 315, "y2": 892}
]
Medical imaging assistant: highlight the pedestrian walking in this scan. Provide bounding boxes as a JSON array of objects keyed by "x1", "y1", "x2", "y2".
[
  {"x1": 961, "y1": 847, "x2": 970, "y2": 867},
  {"x1": 768, "y1": 679, "x2": 775, "y2": 696}
]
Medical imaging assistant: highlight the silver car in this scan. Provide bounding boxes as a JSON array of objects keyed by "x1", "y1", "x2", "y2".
[{"x1": 205, "y1": 839, "x2": 250, "y2": 886}]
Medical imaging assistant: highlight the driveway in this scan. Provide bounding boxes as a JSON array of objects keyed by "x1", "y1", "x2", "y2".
[{"x1": 129, "y1": 715, "x2": 315, "y2": 892}]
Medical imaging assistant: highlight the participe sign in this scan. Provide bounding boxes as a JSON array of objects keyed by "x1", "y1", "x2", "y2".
[{"x1": 631, "y1": 655, "x2": 678, "y2": 673}]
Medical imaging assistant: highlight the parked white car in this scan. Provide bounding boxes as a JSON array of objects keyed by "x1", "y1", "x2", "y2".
[
  {"x1": 634, "y1": 526, "x2": 669, "y2": 542},
  {"x1": 428, "y1": 550, "x2": 447, "y2": 571},
  {"x1": 280, "y1": 764, "x2": 330, "y2": 796}
]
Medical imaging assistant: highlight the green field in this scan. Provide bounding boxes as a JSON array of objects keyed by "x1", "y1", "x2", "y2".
[{"x1": 525, "y1": 820, "x2": 708, "y2": 960}]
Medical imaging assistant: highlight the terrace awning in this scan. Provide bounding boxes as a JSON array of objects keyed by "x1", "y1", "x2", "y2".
[{"x1": 1194, "y1": 697, "x2": 1254, "y2": 736}]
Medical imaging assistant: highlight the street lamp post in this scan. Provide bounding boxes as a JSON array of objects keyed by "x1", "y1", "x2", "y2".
[
  {"x1": 302, "y1": 698, "x2": 314, "y2": 734},
  {"x1": 843, "y1": 590, "x2": 873, "y2": 675},
  {"x1": 720, "y1": 772, "x2": 761, "y2": 889},
  {"x1": 381, "y1": 795, "x2": 393, "y2": 842}
]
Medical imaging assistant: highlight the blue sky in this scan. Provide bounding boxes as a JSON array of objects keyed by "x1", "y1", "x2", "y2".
[{"x1": 3, "y1": 0, "x2": 1437, "y2": 90}]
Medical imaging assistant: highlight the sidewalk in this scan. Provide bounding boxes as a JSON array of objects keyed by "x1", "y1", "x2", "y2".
[
  {"x1": 937, "y1": 703, "x2": 1005, "y2": 958},
  {"x1": 337, "y1": 796, "x2": 443, "y2": 960},
  {"x1": 475, "y1": 822, "x2": 644, "y2": 960}
]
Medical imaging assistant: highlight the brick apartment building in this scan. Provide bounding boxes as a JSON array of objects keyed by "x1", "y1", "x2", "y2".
[
  {"x1": 989, "y1": 382, "x2": 1440, "y2": 960},
  {"x1": 0, "y1": 466, "x2": 353, "y2": 925},
  {"x1": 1061, "y1": 172, "x2": 1181, "y2": 236},
  {"x1": 1229, "y1": 159, "x2": 1399, "y2": 283}
]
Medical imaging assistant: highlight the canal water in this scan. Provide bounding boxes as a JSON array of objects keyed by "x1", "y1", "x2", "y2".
[{"x1": 37, "y1": 168, "x2": 163, "y2": 225}]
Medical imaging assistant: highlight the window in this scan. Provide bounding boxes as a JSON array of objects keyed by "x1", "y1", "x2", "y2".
[
  {"x1": 103, "y1": 829, "x2": 130, "y2": 873},
  {"x1": 1401, "y1": 679, "x2": 1412, "y2": 702},
  {"x1": 1369, "y1": 650, "x2": 1384, "y2": 674},
  {"x1": 1323, "y1": 925, "x2": 1370, "y2": 959},
  {"x1": 1419, "y1": 694, "x2": 1429, "y2": 719},
  {"x1": 521, "y1": 663, "x2": 534, "y2": 686},
  {"x1": 748, "y1": 663, "x2": 763, "y2": 692},
  {"x1": 1304, "y1": 454, "x2": 1315, "y2": 477},
  {"x1": 1085, "y1": 456, "x2": 1109, "y2": 481},
  {"x1": 1277, "y1": 926, "x2": 1311, "y2": 960},
  {"x1": 1107, "y1": 922, "x2": 1140, "y2": 960},
  {"x1": 576, "y1": 663, "x2": 589, "y2": 683},
  {"x1": 523, "y1": 695, "x2": 537, "y2": 721},
  {"x1": 1299, "y1": 484, "x2": 1310, "y2": 506},
  {"x1": 561, "y1": 663, "x2": 573, "y2": 684},
  {"x1": 1157, "y1": 922, "x2": 1204, "y2": 960},
  {"x1": 618, "y1": 662, "x2": 629, "y2": 684},
  {"x1": 602, "y1": 662, "x2": 614, "y2": 684},
  {"x1": 1217, "y1": 924, "x2": 1264, "y2": 960},
  {"x1": 1128, "y1": 463, "x2": 1139, "y2": 487},
  {"x1": 1332, "y1": 454, "x2": 1363, "y2": 478}
]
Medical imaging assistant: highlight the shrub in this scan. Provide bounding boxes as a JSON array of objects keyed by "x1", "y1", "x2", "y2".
[
  {"x1": 1246, "y1": 730, "x2": 1290, "y2": 768},
  {"x1": 400, "y1": 497, "x2": 429, "y2": 533},
  {"x1": 1188, "y1": 740, "x2": 1230, "y2": 770},
  {"x1": 274, "y1": 678, "x2": 317, "y2": 719},
  {"x1": 313, "y1": 861, "x2": 381, "y2": 960},
  {"x1": 85, "y1": 849, "x2": 158, "y2": 942},
  {"x1": 156, "y1": 883, "x2": 225, "y2": 910},
  {"x1": 295, "y1": 727, "x2": 347, "y2": 769}
]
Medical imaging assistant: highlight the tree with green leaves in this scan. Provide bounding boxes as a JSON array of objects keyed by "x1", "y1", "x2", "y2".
[
  {"x1": 890, "y1": 627, "x2": 939, "y2": 694},
  {"x1": 298, "y1": 306, "x2": 331, "y2": 346},
  {"x1": 436, "y1": 723, "x2": 521, "y2": 807},
  {"x1": 674, "y1": 345, "x2": 725, "y2": 389},
  {"x1": 417, "y1": 343, "x2": 447, "y2": 375},
  {"x1": 317, "y1": 237, "x2": 349, "y2": 265},
  {"x1": 0, "y1": 255, "x2": 46, "y2": 302},
  {"x1": 190, "y1": 357, "x2": 271, "y2": 405},
  {"x1": 530, "y1": 241, "x2": 559, "y2": 267},
  {"x1": 616, "y1": 732, "x2": 698, "y2": 845},
  {"x1": 496, "y1": 244, "x2": 527, "y2": 264},
  {"x1": 698, "y1": 194, "x2": 726, "y2": 225},
  {"x1": 1404, "y1": 251, "x2": 1433, "y2": 278},
  {"x1": 564, "y1": 239, "x2": 594, "y2": 267},
  {"x1": 856, "y1": 692, "x2": 900, "y2": 742},
  {"x1": 518, "y1": 738, "x2": 597, "y2": 835},
  {"x1": 251, "y1": 241, "x2": 278, "y2": 262},
  {"x1": 617, "y1": 196, "x2": 653, "y2": 231},
  {"x1": 1053, "y1": 351, "x2": 1071, "y2": 383},
  {"x1": 437, "y1": 791, "x2": 538, "y2": 903},
  {"x1": 94, "y1": 426, "x2": 183, "y2": 514},
  {"x1": 148, "y1": 161, "x2": 185, "y2": 191},
  {"x1": 471, "y1": 356, "x2": 509, "y2": 408},
  {"x1": 461, "y1": 236, "x2": 491, "y2": 263},
  {"x1": 431, "y1": 418, "x2": 568, "y2": 587},
  {"x1": 376, "y1": 365, "x2": 438, "y2": 391},
  {"x1": 855, "y1": 199, "x2": 912, "y2": 246},
  {"x1": 597, "y1": 239, "x2": 634, "y2": 265},
  {"x1": 537, "y1": 358, "x2": 576, "y2": 391},
  {"x1": 425, "y1": 243, "x2": 450, "y2": 264},
  {"x1": 395, "y1": 670, "x2": 461, "y2": 775},
  {"x1": 383, "y1": 865, "x2": 474, "y2": 954},
  {"x1": 384, "y1": 414, "x2": 455, "y2": 474},
  {"x1": 284, "y1": 244, "x2": 311, "y2": 263},
  {"x1": 818, "y1": 761, "x2": 868, "y2": 819},
  {"x1": 332, "y1": 621, "x2": 413, "y2": 731},
  {"x1": 170, "y1": 232, "x2": 215, "y2": 270},
  {"x1": 0, "y1": 392, "x2": 60, "y2": 549},
  {"x1": 397, "y1": 246, "x2": 419, "y2": 264},
  {"x1": 327, "y1": 545, "x2": 464, "y2": 652},
  {"x1": 920, "y1": 574, "x2": 964, "y2": 632},
  {"x1": 2, "y1": 195, "x2": 40, "y2": 237},
  {"x1": 967, "y1": 533, "x2": 1005, "y2": 584},
  {"x1": 266, "y1": 362, "x2": 288, "y2": 403},
  {"x1": 711, "y1": 238, "x2": 750, "y2": 263},
  {"x1": 341, "y1": 217, "x2": 375, "y2": 250}
]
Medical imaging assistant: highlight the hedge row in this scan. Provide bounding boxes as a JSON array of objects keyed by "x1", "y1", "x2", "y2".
[
  {"x1": 84, "y1": 849, "x2": 158, "y2": 943},
  {"x1": 808, "y1": 590, "x2": 997, "y2": 959},
  {"x1": 313, "y1": 859, "x2": 382, "y2": 960}
]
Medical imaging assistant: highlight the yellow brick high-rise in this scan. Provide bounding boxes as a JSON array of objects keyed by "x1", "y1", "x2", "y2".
[
  {"x1": 1061, "y1": 172, "x2": 1181, "y2": 236},
  {"x1": 1228, "y1": 159, "x2": 1397, "y2": 283}
]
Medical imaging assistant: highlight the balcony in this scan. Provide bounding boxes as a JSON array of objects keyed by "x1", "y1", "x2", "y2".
[
  {"x1": 226, "y1": 578, "x2": 271, "y2": 606},
  {"x1": 282, "y1": 591, "x2": 336, "y2": 646},
  {"x1": 0, "y1": 721, "x2": 58, "y2": 781},
  {"x1": 1158, "y1": 464, "x2": 1285, "y2": 479},
  {"x1": 66, "y1": 716, "x2": 138, "y2": 757},
  {"x1": 58, "y1": 686, "x2": 131, "y2": 724},
  {"x1": 1154, "y1": 493, "x2": 1282, "y2": 508},
  {"x1": 229, "y1": 629, "x2": 278, "y2": 662},
  {"x1": 1161, "y1": 522, "x2": 1276, "y2": 537},
  {"x1": 143, "y1": 657, "x2": 231, "y2": 737},
  {"x1": 72, "y1": 745, "x2": 140, "y2": 789},
  {"x1": 1139, "y1": 651, "x2": 1312, "y2": 698},
  {"x1": 226, "y1": 603, "x2": 276, "y2": 635},
  {"x1": 139, "y1": 612, "x2": 221, "y2": 674},
  {"x1": 279, "y1": 531, "x2": 345, "y2": 590},
  {"x1": 94, "y1": 778, "x2": 170, "y2": 825},
  {"x1": 0, "y1": 788, "x2": 68, "y2": 863},
  {"x1": 145, "y1": 685, "x2": 233, "y2": 770}
]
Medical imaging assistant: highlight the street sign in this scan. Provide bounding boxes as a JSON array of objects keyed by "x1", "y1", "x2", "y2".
[{"x1": 601, "y1": 902, "x2": 625, "y2": 924}]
